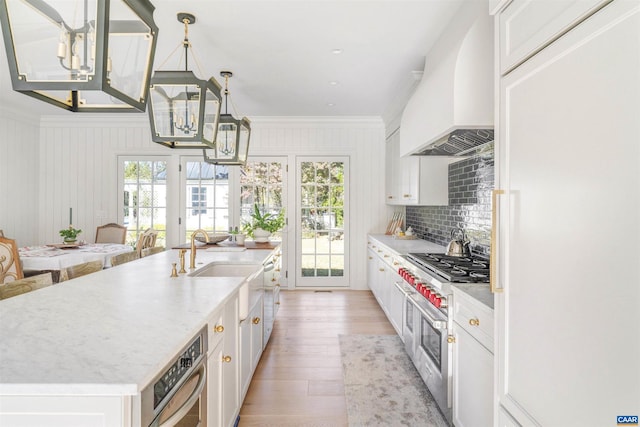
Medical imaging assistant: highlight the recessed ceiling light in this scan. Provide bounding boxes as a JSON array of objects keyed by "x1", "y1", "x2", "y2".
[
  {"x1": 327, "y1": 103, "x2": 335, "y2": 107},
  {"x1": 329, "y1": 81, "x2": 339, "y2": 86},
  {"x1": 332, "y1": 49, "x2": 343, "y2": 55}
]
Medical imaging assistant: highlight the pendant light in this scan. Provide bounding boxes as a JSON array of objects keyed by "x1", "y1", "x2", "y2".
[
  {"x1": 147, "y1": 12, "x2": 222, "y2": 149},
  {"x1": 0, "y1": 0, "x2": 158, "y2": 112},
  {"x1": 203, "y1": 71, "x2": 251, "y2": 166}
]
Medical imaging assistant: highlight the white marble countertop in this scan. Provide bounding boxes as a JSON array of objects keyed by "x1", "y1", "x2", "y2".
[
  {"x1": 451, "y1": 283, "x2": 494, "y2": 310},
  {"x1": 0, "y1": 248, "x2": 273, "y2": 396},
  {"x1": 368, "y1": 234, "x2": 446, "y2": 254}
]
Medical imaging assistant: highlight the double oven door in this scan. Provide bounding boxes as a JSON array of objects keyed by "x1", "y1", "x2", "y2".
[{"x1": 404, "y1": 293, "x2": 452, "y2": 422}]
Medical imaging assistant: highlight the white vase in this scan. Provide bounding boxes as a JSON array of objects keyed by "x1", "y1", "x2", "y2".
[{"x1": 253, "y1": 228, "x2": 271, "y2": 243}]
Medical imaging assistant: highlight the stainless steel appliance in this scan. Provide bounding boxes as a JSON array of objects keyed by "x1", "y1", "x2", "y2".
[
  {"x1": 396, "y1": 252, "x2": 490, "y2": 424},
  {"x1": 141, "y1": 327, "x2": 207, "y2": 427}
]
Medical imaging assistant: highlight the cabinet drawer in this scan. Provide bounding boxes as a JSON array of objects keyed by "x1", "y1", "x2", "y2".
[
  {"x1": 499, "y1": 0, "x2": 609, "y2": 74},
  {"x1": 453, "y1": 290, "x2": 494, "y2": 351}
]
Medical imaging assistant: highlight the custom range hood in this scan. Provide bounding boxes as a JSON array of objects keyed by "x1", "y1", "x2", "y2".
[{"x1": 400, "y1": 3, "x2": 494, "y2": 157}]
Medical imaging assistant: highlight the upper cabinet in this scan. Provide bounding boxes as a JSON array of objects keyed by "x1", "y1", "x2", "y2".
[
  {"x1": 499, "y1": 0, "x2": 610, "y2": 74},
  {"x1": 385, "y1": 129, "x2": 449, "y2": 206},
  {"x1": 400, "y1": 3, "x2": 494, "y2": 157}
]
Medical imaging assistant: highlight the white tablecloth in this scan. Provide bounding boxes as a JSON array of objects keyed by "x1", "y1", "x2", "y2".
[{"x1": 19, "y1": 243, "x2": 134, "y2": 271}]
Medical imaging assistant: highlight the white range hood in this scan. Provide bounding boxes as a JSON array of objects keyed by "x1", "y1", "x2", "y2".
[{"x1": 400, "y1": 3, "x2": 494, "y2": 157}]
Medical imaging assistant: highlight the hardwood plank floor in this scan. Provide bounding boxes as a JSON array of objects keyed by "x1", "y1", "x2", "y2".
[{"x1": 238, "y1": 290, "x2": 396, "y2": 426}]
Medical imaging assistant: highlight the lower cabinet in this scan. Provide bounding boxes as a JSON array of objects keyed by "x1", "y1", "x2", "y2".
[
  {"x1": 207, "y1": 292, "x2": 240, "y2": 427},
  {"x1": 451, "y1": 288, "x2": 494, "y2": 427},
  {"x1": 239, "y1": 294, "x2": 264, "y2": 401}
]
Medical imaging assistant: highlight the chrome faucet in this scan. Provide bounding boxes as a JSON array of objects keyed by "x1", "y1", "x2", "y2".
[{"x1": 190, "y1": 229, "x2": 209, "y2": 269}]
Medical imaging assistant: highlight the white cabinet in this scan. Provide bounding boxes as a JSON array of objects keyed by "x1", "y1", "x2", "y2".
[
  {"x1": 495, "y1": 1, "x2": 640, "y2": 425},
  {"x1": 239, "y1": 294, "x2": 264, "y2": 401},
  {"x1": 385, "y1": 128, "x2": 449, "y2": 206},
  {"x1": 207, "y1": 292, "x2": 240, "y2": 427},
  {"x1": 451, "y1": 288, "x2": 493, "y2": 427},
  {"x1": 499, "y1": 0, "x2": 609, "y2": 74}
]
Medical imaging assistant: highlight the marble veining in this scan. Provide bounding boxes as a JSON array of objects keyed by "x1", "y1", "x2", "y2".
[{"x1": 0, "y1": 249, "x2": 272, "y2": 395}]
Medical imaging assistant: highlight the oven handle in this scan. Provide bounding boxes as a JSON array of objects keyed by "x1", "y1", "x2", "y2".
[
  {"x1": 156, "y1": 362, "x2": 207, "y2": 427},
  {"x1": 408, "y1": 295, "x2": 447, "y2": 330}
]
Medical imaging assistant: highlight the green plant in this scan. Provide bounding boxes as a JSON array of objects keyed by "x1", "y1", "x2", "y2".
[
  {"x1": 59, "y1": 226, "x2": 82, "y2": 241},
  {"x1": 243, "y1": 204, "x2": 285, "y2": 237}
]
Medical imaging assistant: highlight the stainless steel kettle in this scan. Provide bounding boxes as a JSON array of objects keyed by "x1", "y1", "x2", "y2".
[{"x1": 445, "y1": 228, "x2": 471, "y2": 257}]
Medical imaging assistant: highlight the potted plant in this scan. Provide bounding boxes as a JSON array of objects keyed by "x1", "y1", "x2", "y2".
[
  {"x1": 243, "y1": 203, "x2": 285, "y2": 242},
  {"x1": 59, "y1": 226, "x2": 82, "y2": 244}
]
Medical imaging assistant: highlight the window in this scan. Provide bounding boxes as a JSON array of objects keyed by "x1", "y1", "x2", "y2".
[
  {"x1": 182, "y1": 160, "x2": 230, "y2": 241},
  {"x1": 191, "y1": 187, "x2": 207, "y2": 215},
  {"x1": 240, "y1": 160, "x2": 285, "y2": 238},
  {"x1": 121, "y1": 159, "x2": 167, "y2": 247}
]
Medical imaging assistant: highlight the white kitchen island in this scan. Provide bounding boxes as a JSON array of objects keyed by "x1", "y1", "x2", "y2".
[{"x1": 0, "y1": 247, "x2": 274, "y2": 427}]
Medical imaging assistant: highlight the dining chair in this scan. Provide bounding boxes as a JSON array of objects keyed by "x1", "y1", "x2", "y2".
[
  {"x1": 95, "y1": 223, "x2": 127, "y2": 244},
  {"x1": 111, "y1": 251, "x2": 140, "y2": 267},
  {"x1": 60, "y1": 260, "x2": 103, "y2": 281},
  {"x1": 0, "y1": 272, "x2": 53, "y2": 300},
  {"x1": 141, "y1": 246, "x2": 165, "y2": 257},
  {"x1": 0, "y1": 236, "x2": 23, "y2": 284},
  {"x1": 135, "y1": 228, "x2": 159, "y2": 257}
]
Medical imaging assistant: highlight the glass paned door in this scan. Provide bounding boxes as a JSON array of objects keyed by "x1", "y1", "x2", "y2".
[
  {"x1": 240, "y1": 159, "x2": 286, "y2": 240},
  {"x1": 120, "y1": 158, "x2": 167, "y2": 247},
  {"x1": 180, "y1": 158, "x2": 230, "y2": 242},
  {"x1": 296, "y1": 157, "x2": 349, "y2": 287}
]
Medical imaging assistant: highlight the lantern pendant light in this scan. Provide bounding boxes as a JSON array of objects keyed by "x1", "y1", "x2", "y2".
[
  {"x1": 0, "y1": 0, "x2": 158, "y2": 112},
  {"x1": 147, "y1": 12, "x2": 222, "y2": 149},
  {"x1": 203, "y1": 71, "x2": 251, "y2": 166}
]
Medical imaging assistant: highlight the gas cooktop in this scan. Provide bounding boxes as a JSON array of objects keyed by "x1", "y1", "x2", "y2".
[{"x1": 406, "y1": 253, "x2": 490, "y2": 283}]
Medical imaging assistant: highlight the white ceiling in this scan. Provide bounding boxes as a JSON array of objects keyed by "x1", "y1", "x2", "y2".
[{"x1": 1, "y1": 0, "x2": 470, "y2": 122}]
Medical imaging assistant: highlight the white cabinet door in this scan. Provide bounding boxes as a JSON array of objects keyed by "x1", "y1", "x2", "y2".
[
  {"x1": 499, "y1": 0, "x2": 609, "y2": 74},
  {"x1": 452, "y1": 324, "x2": 493, "y2": 427},
  {"x1": 207, "y1": 339, "x2": 224, "y2": 427},
  {"x1": 385, "y1": 131, "x2": 400, "y2": 204},
  {"x1": 221, "y1": 294, "x2": 239, "y2": 427},
  {"x1": 388, "y1": 280, "x2": 405, "y2": 337},
  {"x1": 496, "y1": 2, "x2": 640, "y2": 425}
]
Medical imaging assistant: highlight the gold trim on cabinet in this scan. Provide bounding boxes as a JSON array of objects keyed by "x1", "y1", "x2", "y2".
[{"x1": 491, "y1": 189, "x2": 505, "y2": 293}]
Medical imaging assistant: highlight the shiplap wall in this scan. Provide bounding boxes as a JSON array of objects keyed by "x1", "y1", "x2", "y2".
[
  {"x1": 0, "y1": 106, "x2": 40, "y2": 245},
  {"x1": 32, "y1": 115, "x2": 387, "y2": 290}
]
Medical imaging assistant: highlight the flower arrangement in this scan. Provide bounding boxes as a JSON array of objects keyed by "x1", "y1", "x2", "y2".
[{"x1": 59, "y1": 226, "x2": 82, "y2": 243}]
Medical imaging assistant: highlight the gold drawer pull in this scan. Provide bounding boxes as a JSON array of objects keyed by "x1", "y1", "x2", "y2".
[
  {"x1": 469, "y1": 318, "x2": 480, "y2": 327},
  {"x1": 379, "y1": 268, "x2": 385, "y2": 272},
  {"x1": 215, "y1": 325, "x2": 224, "y2": 333},
  {"x1": 222, "y1": 355, "x2": 232, "y2": 363},
  {"x1": 253, "y1": 317, "x2": 261, "y2": 324}
]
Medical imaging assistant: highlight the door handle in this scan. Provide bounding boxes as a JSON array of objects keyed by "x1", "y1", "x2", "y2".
[{"x1": 491, "y1": 189, "x2": 504, "y2": 293}]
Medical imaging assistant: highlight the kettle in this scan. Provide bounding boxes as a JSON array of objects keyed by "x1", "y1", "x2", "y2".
[{"x1": 445, "y1": 228, "x2": 471, "y2": 257}]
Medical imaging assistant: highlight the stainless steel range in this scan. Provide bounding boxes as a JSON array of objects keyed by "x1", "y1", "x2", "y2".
[{"x1": 394, "y1": 252, "x2": 490, "y2": 424}]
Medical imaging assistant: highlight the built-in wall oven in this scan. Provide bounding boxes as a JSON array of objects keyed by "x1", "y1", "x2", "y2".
[{"x1": 141, "y1": 327, "x2": 207, "y2": 427}]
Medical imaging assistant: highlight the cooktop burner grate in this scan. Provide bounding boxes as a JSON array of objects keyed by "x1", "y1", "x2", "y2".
[{"x1": 406, "y1": 253, "x2": 490, "y2": 283}]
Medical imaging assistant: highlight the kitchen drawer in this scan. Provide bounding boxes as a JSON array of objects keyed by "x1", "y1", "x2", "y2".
[
  {"x1": 499, "y1": 0, "x2": 609, "y2": 74},
  {"x1": 453, "y1": 288, "x2": 494, "y2": 351},
  {"x1": 207, "y1": 306, "x2": 226, "y2": 352}
]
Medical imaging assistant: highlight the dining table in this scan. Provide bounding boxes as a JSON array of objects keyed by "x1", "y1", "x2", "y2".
[{"x1": 19, "y1": 243, "x2": 134, "y2": 282}]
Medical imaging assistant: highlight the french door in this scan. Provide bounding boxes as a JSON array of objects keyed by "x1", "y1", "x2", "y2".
[{"x1": 296, "y1": 157, "x2": 349, "y2": 288}]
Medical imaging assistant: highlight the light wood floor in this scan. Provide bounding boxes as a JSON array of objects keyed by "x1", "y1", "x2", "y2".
[{"x1": 238, "y1": 290, "x2": 396, "y2": 426}]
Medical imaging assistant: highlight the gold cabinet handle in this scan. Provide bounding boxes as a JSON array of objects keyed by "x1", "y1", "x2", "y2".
[
  {"x1": 403, "y1": 194, "x2": 411, "y2": 198},
  {"x1": 275, "y1": 268, "x2": 281, "y2": 272},
  {"x1": 253, "y1": 317, "x2": 261, "y2": 324},
  {"x1": 379, "y1": 268, "x2": 385, "y2": 272},
  {"x1": 222, "y1": 355, "x2": 232, "y2": 363},
  {"x1": 447, "y1": 335, "x2": 456, "y2": 344},
  {"x1": 491, "y1": 189, "x2": 505, "y2": 293},
  {"x1": 383, "y1": 255, "x2": 389, "y2": 258},
  {"x1": 368, "y1": 256, "x2": 373, "y2": 260},
  {"x1": 275, "y1": 284, "x2": 280, "y2": 287},
  {"x1": 275, "y1": 301, "x2": 281, "y2": 305},
  {"x1": 271, "y1": 278, "x2": 276, "y2": 282},
  {"x1": 215, "y1": 325, "x2": 224, "y2": 333},
  {"x1": 377, "y1": 250, "x2": 382, "y2": 253},
  {"x1": 393, "y1": 261, "x2": 399, "y2": 266},
  {"x1": 469, "y1": 318, "x2": 480, "y2": 327}
]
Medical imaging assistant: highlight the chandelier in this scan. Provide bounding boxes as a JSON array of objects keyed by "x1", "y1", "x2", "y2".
[
  {"x1": 0, "y1": 0, "x2": 158, "y2": 112},
  {"x1": 147, "y1": 12, "x2": 222, "y2": 149},
  {"x1": 203, "y1": 71, "x2": 251, "y2": 166}
]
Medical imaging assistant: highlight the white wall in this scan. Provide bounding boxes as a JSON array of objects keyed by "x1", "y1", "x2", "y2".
[
  {"x1": 31, "y1": 115, "x2": 388, "y2": 290},
  {"x1": 0, "y1": 106, "x2": 40, "y2": 245}
]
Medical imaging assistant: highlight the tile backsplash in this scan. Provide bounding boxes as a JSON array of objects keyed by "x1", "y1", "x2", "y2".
[{"x1": 405, "y1": 143, "x2": 494, "y2": 257}]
